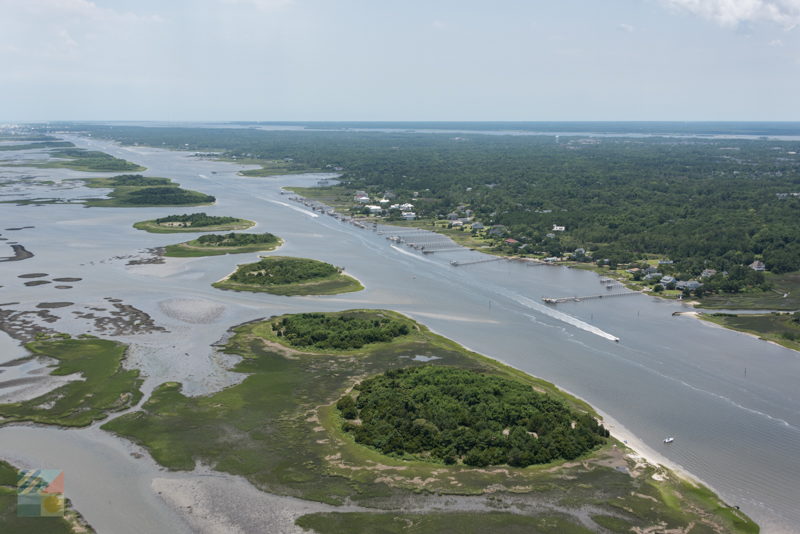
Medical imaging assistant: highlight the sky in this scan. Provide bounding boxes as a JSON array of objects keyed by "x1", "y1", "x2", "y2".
[{"x1": 1, "y1": 0, "x2": 799, "y2": 121}]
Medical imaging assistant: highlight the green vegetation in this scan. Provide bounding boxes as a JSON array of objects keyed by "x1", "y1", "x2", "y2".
[
  {"x1": 0, "y1": 141, "x2": 74, "y2": 151},
  {"x1": 341, "y1": 366, "x2": 607, "y2": 467},
  {"x1": 0, "y1": 460, "x2": 93, "y2": 534},
  {"x1": 700, "y1": 312, "x2": 800, "y2": 351},
  {"x1": 83, "y1": 174, "x2": 215, "y2": 207},
  {"x1": 272, "y1": 311, "x2": 410, "y2": 350},
  {"x1": 235, "y1": 158, "x2": 318, "y2": 177},
  {"x1": 0, "y1": 336, "x2": 142, "y2": 427},
  {"x1": 101, "y1": 310, "x2": 756, "y2": 532},
  {"x1": 212, "y1": 256, "x2": 363, "y2": 295},
  {"x1": 133, "y1": 212, "x2": 255, "y2": 233},
  {"x1": 164, "y1": 232, "x2": 281, "y2": 257},
  {"x1": 697, "y1": 272, "x2": 800, "y2": 310},
  {"x1": 36, "y1": 148, "x2": 145, "y2": 172},
  {"x1": 295, "y1": 511, "x2": 595, "y2": 534}
]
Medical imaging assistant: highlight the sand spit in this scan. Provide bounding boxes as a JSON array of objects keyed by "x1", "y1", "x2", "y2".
[
  {"x1": 158, "y1": 298, "x2": 226, "y2": 324},
  {"x1": 152, "y1": 474, "x2": 358, "y2": 534}
]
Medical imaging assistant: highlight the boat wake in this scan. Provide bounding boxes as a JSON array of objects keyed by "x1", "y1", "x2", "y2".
[
  {"x1": 265, "y1": 199, "x2": 319, "y2": 218},
  {"x1": 512, "y1": 294, "x2": 620, "y2": 342}
]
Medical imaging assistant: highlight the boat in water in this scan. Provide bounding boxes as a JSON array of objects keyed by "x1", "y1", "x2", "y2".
[{"x1": 664, "y1": 437, "x2": 675, "y2": 444}]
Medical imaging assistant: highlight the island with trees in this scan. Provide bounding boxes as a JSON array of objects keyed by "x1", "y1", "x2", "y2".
[
  {"x1": 164, "y1": 231, "x2": 282, "y2": 257},
  {"x1": 133, "y1": 212, "x2": 255, "y2": 233},
  {"x1": 102, "y1": 309, "x2": 756, "y2": 533},
  {"x1": 83, "y1": 174, "x2": 215, "y2": 207},
  {"x1": 38, "y1": 147, "x2": 145, "y2": 172},
  {"x1": 213, "y1": 256, "x2": 363, "y2": 295},
  {"x1": 339, "y1": 365, "x2": 608, "y2": 467}
]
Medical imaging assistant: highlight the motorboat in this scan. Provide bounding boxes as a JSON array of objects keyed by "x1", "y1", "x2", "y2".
[{"x1": 663, "y1": 437, "x2": 674, "y2": 444}]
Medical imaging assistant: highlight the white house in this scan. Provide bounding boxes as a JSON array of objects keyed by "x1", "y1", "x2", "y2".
[
  {"x1": 552, "y1": 225, "x2": 566, "y2": 232},
  {"x1": 401, "y1": 211, "x2": 416, "y2": 220},
  {"x1": 365, "y1": 205, "x2": 382, "y2": 214}
]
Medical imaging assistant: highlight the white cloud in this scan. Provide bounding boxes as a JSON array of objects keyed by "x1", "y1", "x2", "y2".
[
  {"x1": 618, "y1": 23, "x2": 635, "y2": 32},
  {"x1": 662, "y1": 0, "x2": 800, "y2": 28},
  {"x1": 221, "y1": 0, "x2": 294, "y2": 11}
]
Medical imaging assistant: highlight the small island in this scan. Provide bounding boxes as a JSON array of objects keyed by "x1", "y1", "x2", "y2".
[
  {"x1": 83, "y1": 174, "x2": 215, "y2": 207},
  {"x1": 164, "y1": 232, "x2": 282, "y2": 257},
  {"x1": 134, "y1": 213, "x2": 256, "y2": 233},
  {"x1": 213, "y1": 256, "x2": 363, "y2": 295}
]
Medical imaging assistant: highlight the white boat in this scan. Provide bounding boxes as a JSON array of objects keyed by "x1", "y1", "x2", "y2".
[{"x1": 663, "y1": 437, "x2": 674, "y2": 444}]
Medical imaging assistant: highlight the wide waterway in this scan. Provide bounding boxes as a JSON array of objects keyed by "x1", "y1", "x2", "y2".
[{"x1": 1, "y1": 135, "x2": 799, "y2": 533}]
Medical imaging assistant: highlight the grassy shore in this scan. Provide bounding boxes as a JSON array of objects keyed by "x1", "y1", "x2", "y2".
[
  {"x1": 212, "y1": 256, "x2": 363, "y2": 296},
  {"x1": 696, "y1": 272, "x2": 800, "y2": 310},
  {"x1": 700, "y1": 312, "x2": 800, "y2": 352},
  {"x1": 102, "y1": 311, "x2": 756, "y2": 533},
  {"x1": 0, "y1": 460, "x2": 94, "y2": 534},
  {"x1": 231, "y1": 158, "x2": 320, "y2": 177},
  {"x1": 133, "y1": 218, "x2": 255, "y2": 234},
  {"x1": 0, "y1": 336, "x2": 143, "y2": 427},
  {"x1": 30, "y1": 148, "x2": 145, "y2": 172},
  {"x1": 164, "y1": 235, "x2": 282, "y2": 257}
]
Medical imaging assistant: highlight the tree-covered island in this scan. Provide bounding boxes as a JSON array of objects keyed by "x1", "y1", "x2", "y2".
[
  {"x1": 133, "y1": 212, "x2": 255, "y2": 233},
  {"x1": 83, "y1": 174, "x2": 215, "y2": 207},
  {"x1": 213, "y1": 256, "x2": 363, "y2": 295},
  {"x1": 163, "y1": 231, "x2": 281, "y2": 257}
]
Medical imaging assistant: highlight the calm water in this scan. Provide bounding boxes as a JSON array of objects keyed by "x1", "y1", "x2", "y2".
[{"x1": 0, "y1": 136, "x2": 798, "y2": 533}]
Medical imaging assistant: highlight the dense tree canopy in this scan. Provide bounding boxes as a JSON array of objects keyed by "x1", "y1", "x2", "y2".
[
  {"x1": 121, "y1": 186, "x2": 215, "y2": 205},
  {"x1": 196, "y1": 232, "x2": 278, "y2": 247},
  {"x1": 271, "y1": 311, "x2": 410, "y2": 350},
  {"x1": 340, "y1": 366, "x2": 608, "y2": 467},
  {"x1": 229, "y1": 257, "x2": 339, "y2": 287},
  {"x1": 155, "y1": 212, "x2": 240, "y2": 227}
]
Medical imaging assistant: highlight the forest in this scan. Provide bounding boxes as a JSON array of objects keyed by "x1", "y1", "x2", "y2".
[
  {"x1": 339, "y1": 366, "x2": 608, "y2": 467},
  {"x1": 195, "y1": 232, "x2": 278, "y2": 247},
  {"x1": 228, "y1": 257, "x2": 338, "y2": 286},
  {"x1": 271, "y1": 311, "x2": 410, "y2": 350},
  {"x1": 155, "y1": 212, "x2": 240, "y2": 227},
  {"x1": 63, "y1": 124, "x2": 800, "y2": 276}
]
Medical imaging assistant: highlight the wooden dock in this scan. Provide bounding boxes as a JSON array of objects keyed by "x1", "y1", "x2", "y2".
[{"x1": 542, "y1": 292, "x2": 637, "y2": 304}]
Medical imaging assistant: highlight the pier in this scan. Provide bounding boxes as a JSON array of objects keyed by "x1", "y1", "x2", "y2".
[{"x1": 542, "y1": 291, "x2": 637, "y2": 304}]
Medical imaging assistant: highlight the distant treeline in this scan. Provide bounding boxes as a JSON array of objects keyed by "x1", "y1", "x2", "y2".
[
  {"x1": 51, "y1": 148, "x2": 144, "y2": 171},
  {"x1": 156, "y1": 213, "x2": 239, "y2": 226},
  {"x1": 66, "y1": 124, "x2": 800, "y2": 275},
  {"x1": 339, "y1": 366, "x2": 608, "y2": 467},
  {"x1": 0, "y1": 141, "x2": 73, "y2": 151}
]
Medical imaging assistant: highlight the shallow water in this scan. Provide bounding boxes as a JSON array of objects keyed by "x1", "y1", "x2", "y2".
[{"x1": 0, "y1": 136, "x2": 798, "y2": 532}]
